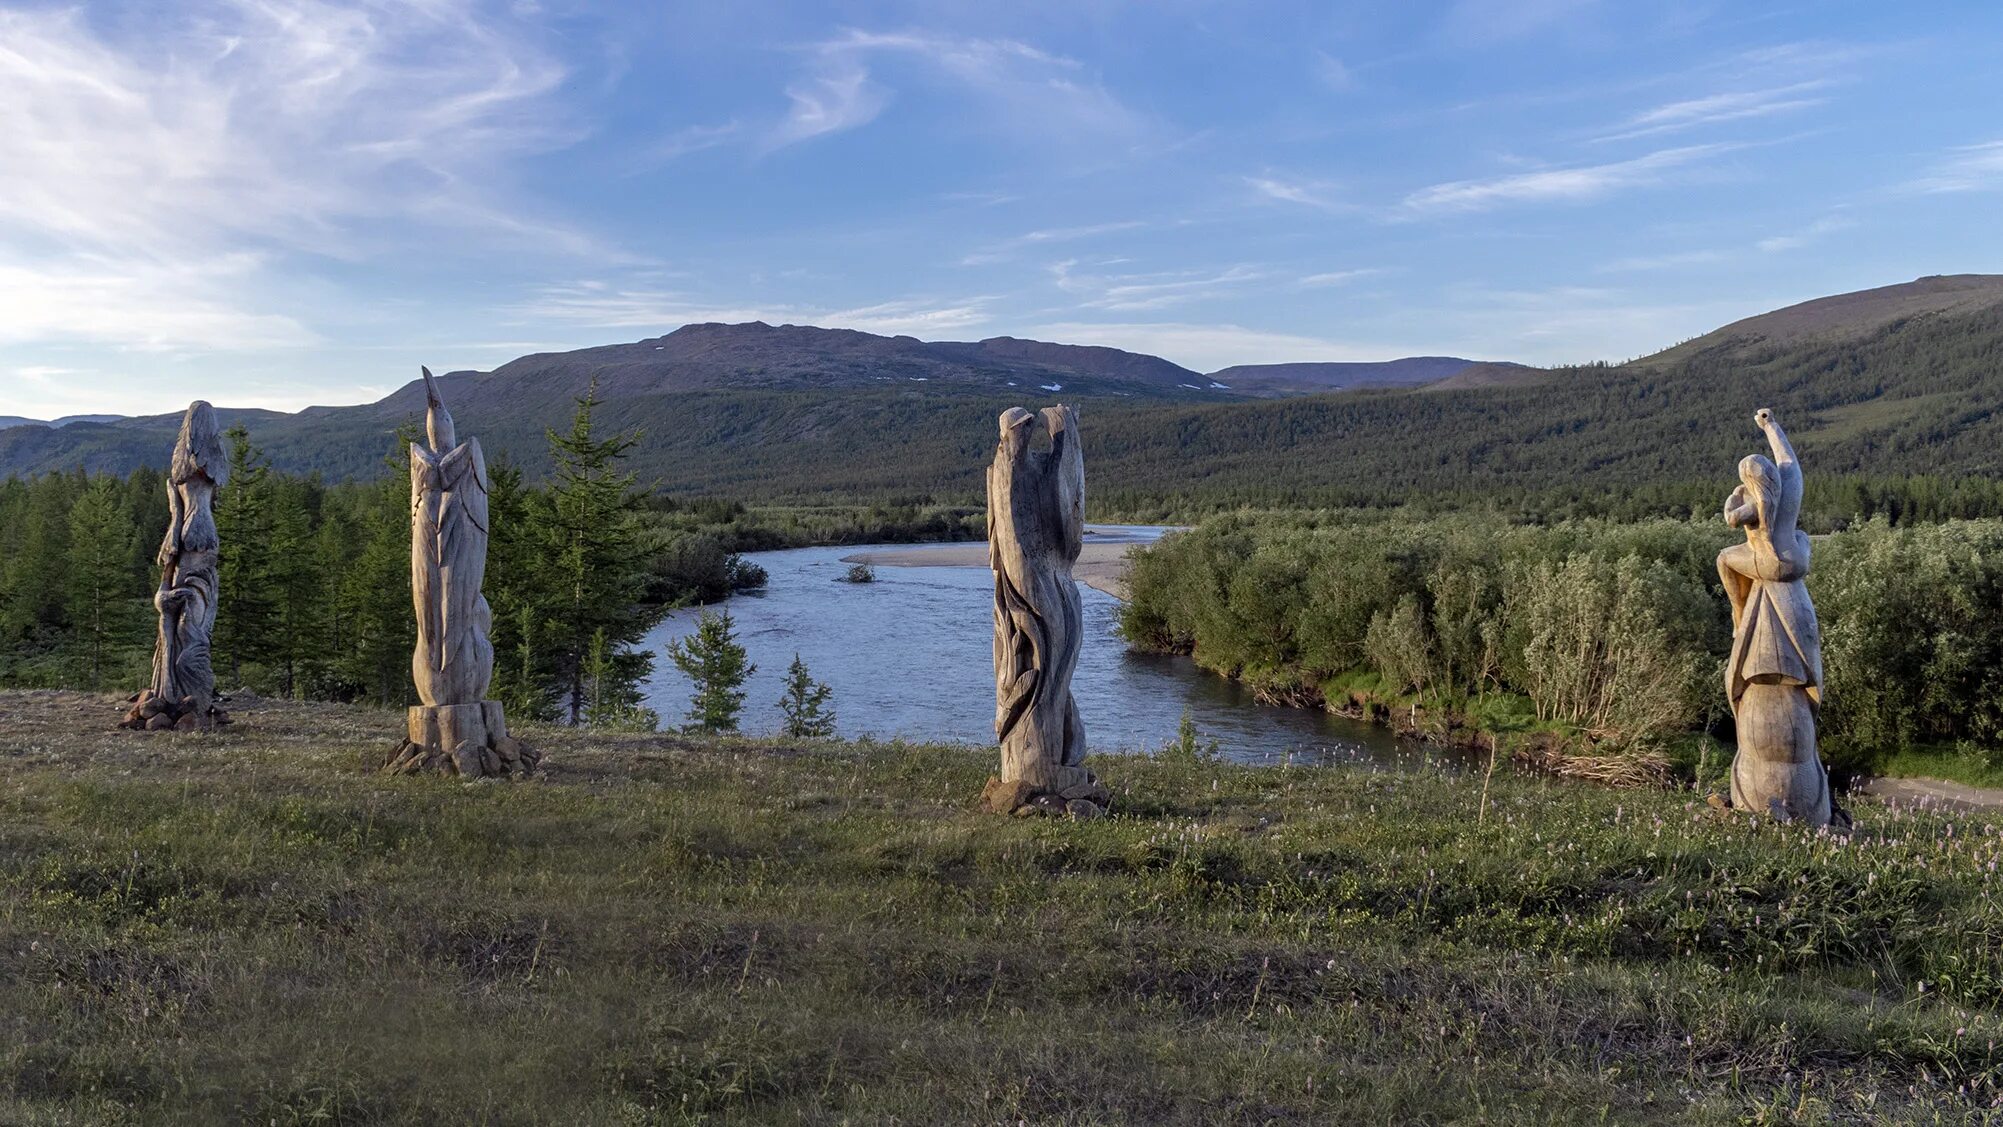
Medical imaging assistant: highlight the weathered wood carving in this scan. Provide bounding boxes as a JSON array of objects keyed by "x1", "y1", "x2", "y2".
[
  {"x1": 122, "y1": 402, "x2": 230, "y2": 732},
  {"x1": 980, "y1": 405, "x2": 1109, "y2": 818},
  {"x1": 383, "y1": 368, "x2": 538, "y2": 778},
  {"x1": 1717, "y1": 408, "x2": 1833, "y2": 826}
]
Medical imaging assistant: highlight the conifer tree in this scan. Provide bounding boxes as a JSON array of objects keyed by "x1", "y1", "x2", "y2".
[
  {"x1": 64, "y1": 478, "x2": 140, "y2": 687},
  {"x1": 538, "y1": 381, "x2": 656, "y2": 724},
  {"x1": 215, "y1": 425, "x2": 278, "y2": 685},
  {"x1": 667, "y1": 609, "x2": 754, "y2": 733},
  {"x1": 776, "y1": 653, "x2": 836, "y2": 738}
]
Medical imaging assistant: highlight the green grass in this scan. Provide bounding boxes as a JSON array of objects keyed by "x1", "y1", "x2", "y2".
[
  {"x1": 1874, "y1": 745, "x2": 2003, "y2": 790},
  {"x1": 4, "y1": 691, "x2": 2003, "y2": 1124}
]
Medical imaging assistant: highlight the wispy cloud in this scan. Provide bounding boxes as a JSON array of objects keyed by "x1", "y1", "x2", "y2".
[
  {"x1": 1246, "y1": 175, "x2": 1345, "y2": 210},
  {"x1": 1597, "y1": 249, "x2": 1732, "y2": 273},
  {"x1": 1403, "y1": 144, "x2": 1733, "y2": 213},
  {"x1": 1755, "y1": 213, "x2": 1853, "y2": 252},
  {"x1": 767, "y1": 28, "x2": 1139, "y2": 151},
  {"x1": 1022, "y1": 321, "x2": 1412, "y2": 372},
  {"x1": 0, "y1": 1, "x2": 576, "y2": 352},
  {"x1": 514, "y1": 283, "x2": 993, "y2": 336},
  {"x1": 1048, "y1": 261, "x2": 1265, "y2": 312},
  {"x1": 769, "y1": 57, "x2": 888, "y2": 147},
  {"x1": 1903, "y1": 140, "x2": 2003, "y2": 194},
  {"x1": 958, "y1": 221, "x2": 1146, "y2": 265},
  {"x1": 1595, "y1": 82, "x2": 1827, "y2": 142},
  {"x1": 1439, "y1": 0, "x2": 1599, "y2": 47},
  {"x1": 1299, "y1": 269, "x2": 1382, "y2": 287}
]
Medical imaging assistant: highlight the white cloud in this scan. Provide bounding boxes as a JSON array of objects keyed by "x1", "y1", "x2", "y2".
[
  {"x1": 1403, "y1": 144, "x2": 1732, "y2": 212},
  {"x1": 1299, "y1": 269, "x2": 1381, "y2": 287},
  {"x1": 1597, "y1": 249, "x2": 1732, "y2": 273},
  {"x1": 1755, "y1": 214, "x2": 1853, "y2": 253},
  {"x1": 1048, "y1": 261, "x2": 1265, "y2": 312},
  {"x1": 959, "y1": 221, "x2": 1146, "y2": 265},
  {"x1": 1246, "y1": 175, "x2": 1343, "y2": 210},
  {"x1": 513, "y1": 283, "x2": 992, "y2": 336},
  {"x1": 1596, "y1": 83, "x2": 1827, "y2": 142},
  {"x1": 1904, "y1": 140, "x2": 2003, "y2": 194},
  {"x1": 767, "y1": 28, "x2": 1140, "y2": 151},
  {"x1": 0, "y1": 1, "x2": 577, "y2": 354},
  {"x1": 1022, "y1": 321, "x2": 1411, "y2": 373},
  {"x1": 769, "y1": 58, "x2": 888, "y2": 147}
]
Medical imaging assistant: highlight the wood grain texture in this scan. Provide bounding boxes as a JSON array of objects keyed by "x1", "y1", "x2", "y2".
[
  {"x1": 385, "y1": 368, "x2": 535, "y2": 778},
  {"x1": 124, "y1": 402, "x2": 230, "y2": 732},
  {"x1": 987, "y1": 405, "x2": 1088, "y2": 792},
  {"x1": 1718, "y1": 409, "x2": 1832, "y2": 826}
]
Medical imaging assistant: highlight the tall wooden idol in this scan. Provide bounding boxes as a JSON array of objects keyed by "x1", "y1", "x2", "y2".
[
  {"x1": 123, "y1": 402, "x2": 230, "y2": 732},
  {"x1": 384, "y1": 368, "x2": 538, "y2": 777},
  {"x1": 979, "y1": 405, "x2": 1110, "y2": 818}
]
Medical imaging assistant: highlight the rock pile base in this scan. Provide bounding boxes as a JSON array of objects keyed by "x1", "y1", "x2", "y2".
[
  {"x1": 119, "y1": 690, "x2": 228, "y2": 732},
  {"x1": 383, "y1": 701, "x2": 539, "y2": 779},
  {"x1": 979, "y1": 765, "x2": 1110, "y2": 819}
]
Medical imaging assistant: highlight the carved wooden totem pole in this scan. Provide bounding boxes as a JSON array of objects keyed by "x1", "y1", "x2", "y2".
[
  {"x1": 979, "y1": 405, "x2": 1110, "y2": 818},
  {"x1": 1716, "y1": 408, "x2": 1833, "y2": 826},
  {"x1": 383, "y1": 368, "x2": 538, "y2": 777},
  {"x1": 122, "y1": 402, "x2": 230, "y2": 732}
]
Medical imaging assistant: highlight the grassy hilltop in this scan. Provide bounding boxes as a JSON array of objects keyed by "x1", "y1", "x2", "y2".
[{"x1": 4, "y1": 691, "x2": 2003, "y2": 1124}]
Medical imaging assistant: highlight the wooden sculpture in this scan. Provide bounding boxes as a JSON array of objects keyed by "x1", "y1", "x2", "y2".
[
  {"x1": 979, "y1": 405, "x2": 1109, "y2": 818},
  {"x1": 122, "y1": 402, "x2": 230, "y2": 732},
  {"x1": 383, "y1": 368, "x2": 537, "y2": 777},
  {"x1": 1717, "y1": 408, "x2": 1833, "y2": 826}
]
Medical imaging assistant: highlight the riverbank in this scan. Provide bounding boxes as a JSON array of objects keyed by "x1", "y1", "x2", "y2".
[
  {"x1": 5, "y1": 688, "x2": 2003, "y2": 1123},
  {"x1": 841, "y1": 539, "x2": 1136, "y2": 598}
]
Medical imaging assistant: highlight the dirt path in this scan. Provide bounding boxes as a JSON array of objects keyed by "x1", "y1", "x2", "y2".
[{"x1": 1855, "y1": 775, "x2": 2003, "y2": 811}]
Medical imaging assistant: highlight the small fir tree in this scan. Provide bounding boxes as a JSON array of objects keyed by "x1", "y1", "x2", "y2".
[
  {"x1": 64, "y1": 478, "x2": 140, "y2": 687},
  {"x1": 667, "y1": 608, "x2": 754, "y2": 733},
  {"x1": 776, "y1": 653, "x2": 836, "y2": 738}
]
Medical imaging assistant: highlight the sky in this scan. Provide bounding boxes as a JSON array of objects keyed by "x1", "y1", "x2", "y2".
[{"x1": 3, "y1": 0, "x2": 2002, "y2": 418}]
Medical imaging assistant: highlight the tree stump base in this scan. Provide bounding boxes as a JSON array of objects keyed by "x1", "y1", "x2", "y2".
[
  {"x1": 119, "y1": 689, "x2": 228, "y2": 732},
  {"x1": 384, "y1": 702, "x2": 539, "y2": 779},
  {"x1": 979, "y1": 766, "x2": 1110, "y2": 820}
]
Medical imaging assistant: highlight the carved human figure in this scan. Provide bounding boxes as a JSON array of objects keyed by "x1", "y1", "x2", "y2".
[
  {"x1": 123, "y1": 402, "x2": 230, "y2": 732},
  {"x1": 383, "y1": 368, "x2": 535, "y2": 777},
  {"x1": 1717, "y1": 408, "x2": 1832, "y2": 825},
  {"x1": 981, "y1": 405, "x2": 1108, "y2": 817}
]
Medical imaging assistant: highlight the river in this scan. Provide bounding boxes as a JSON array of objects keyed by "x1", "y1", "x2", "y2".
[{"x1": 639, "y1": 526, "x2": 1447, "y2": 769}]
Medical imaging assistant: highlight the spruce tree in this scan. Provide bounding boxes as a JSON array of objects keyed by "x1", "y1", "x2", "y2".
[
  {"x1": 214, "y1": 425, "x2": 278, "y2": 686},
  {"x1": 538, "y1": 381, "x2": 656, "y2": 724},
  {"x1": 64, "y1": 478, "x2": 140, "y2": 687},
  {"x1": 667, "y1": 609, "x2": 754, "y2": 733},
  {"x1": 776, "y1": 653, "x2": 835, "y2": 738}
]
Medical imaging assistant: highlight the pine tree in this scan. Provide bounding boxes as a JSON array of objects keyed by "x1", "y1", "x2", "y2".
[
  {"x1": 64, "y1": 478, "x2": 140, "y2": 688},
  {"x1": 776, "y1": 653, "x2": 836, "y2": 738},
  {"x1": 214, "y1": 425, "x2": 278, "y2": 686},
  {"x1": 538, "y1": 381, "x2": 657, "y2": 724},
  {"x1": 667, "y1": 609, "x2": 754, "y2": 733}
]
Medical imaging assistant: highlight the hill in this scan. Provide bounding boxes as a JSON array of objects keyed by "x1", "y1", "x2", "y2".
[
  {"x1": 0, "y1": 414, "x2": 125, "y2": 430},
  {"x1": 1207, "y1": 356, "x2": 1519, "y2": 396},
  {"x1": 4, "y1": 276, "x2": 2002, "y2": 511},
  {"x1": 1641, "y1": 273, "x2": 2003, "y2": 366}
]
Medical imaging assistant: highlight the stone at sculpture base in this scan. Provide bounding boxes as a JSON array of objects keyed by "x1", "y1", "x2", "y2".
[
  {"x1": 383, "y1": 701, "x2": 539, "y2": 778},
  {"x1": 118, "y1": 689, "x2": 228, "y2": 732},
  {"x1": 979, "y1": 764, "x2": 1110, "y2": 820}
]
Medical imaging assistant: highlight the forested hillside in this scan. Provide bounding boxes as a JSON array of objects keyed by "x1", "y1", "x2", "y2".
[{"x1": 4, "y1": 277, "x2": 2001, "y2": 515}]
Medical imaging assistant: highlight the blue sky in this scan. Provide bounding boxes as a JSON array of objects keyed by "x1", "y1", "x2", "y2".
[{"x1": 4, "y1": 0, "x2": 2002, "y2": 418}]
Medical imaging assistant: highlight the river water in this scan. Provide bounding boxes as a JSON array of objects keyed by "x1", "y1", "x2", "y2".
[{"x1": 639, "y1": 526, "x2": 1444, "y2": 769}]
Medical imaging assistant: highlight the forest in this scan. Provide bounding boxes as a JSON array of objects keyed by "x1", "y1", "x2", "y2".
[
  {"x1": 1120, "y1": 510, "x2": 2003, "y2": 778},
  {"x1": 0, "y1": 390, "x2": 979, "y2": 723}
]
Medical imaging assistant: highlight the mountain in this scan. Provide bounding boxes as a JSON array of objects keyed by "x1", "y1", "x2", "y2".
[
  {"x1": 0, "y1": 414, "x2": 126, "y2": 429},
  {"x1": 4, "y1": 276, "x2": 2001, "y2": 507},
  {"x1": 1640, "y1": 274, "x2": 2003, "y2": 366},
  {"x1": 385, "y1": 322, "x2": 1219, "y2": 421},
  {"x1": 1206, "y1": 357, "x2": 1522, "y2": 396}
]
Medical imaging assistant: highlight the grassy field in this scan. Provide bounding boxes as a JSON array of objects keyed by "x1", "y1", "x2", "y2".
[{"x1": 3, "y1": 691, "x2": 2003, "y2": 1124}]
